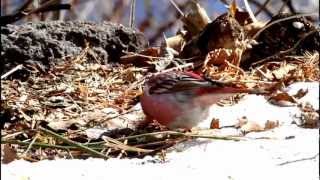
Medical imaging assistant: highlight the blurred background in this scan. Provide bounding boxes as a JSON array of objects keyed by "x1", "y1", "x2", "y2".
[{"x1": 1, "y1": 0, "x2": 319, "y2": 45}]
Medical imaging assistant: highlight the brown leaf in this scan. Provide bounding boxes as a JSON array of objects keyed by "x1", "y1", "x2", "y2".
[
  {"x1": 264, "y1": 120, "x2": 279, "y2": 130},
  {"x1": 293, "y1": 89, "x2": 308, "y2": 99},
  {"x1": 204, "y1": 48, "x2": 240, "y2": 67},
  {"x1": 210, "y1": 118, "x2": 220, "y2": 129},
  {"x1": 268, "y1": 92, "x2": 297, "y2": 107},
  {"x1": 1, "y1": 144, "x2": 17, "y2": 164}
]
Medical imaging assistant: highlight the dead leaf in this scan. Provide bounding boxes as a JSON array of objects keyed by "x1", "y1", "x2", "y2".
[
  {"x1": 1, "y1": 144, "x2": 17, "y2": 164},
  {"x1": 204, "y1": 48, "x2": 241, "y2": 67},
  {"x1": 210, "y1": 118, "x2": 220, "y2": 129},
  {"x1": 268, "y1": 92, "x2": 297, "y2": 107},
  {"x1": 293, "y1": 89, "x2": 308, "y2": 99},
  {"x1": 264, "y1": 120, "x2": 279, "y2": 130}
]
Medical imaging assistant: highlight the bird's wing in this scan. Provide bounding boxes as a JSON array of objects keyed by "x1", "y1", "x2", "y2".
[{"x1": 148, "y1": 72, "x2": 223, "y2": 94}]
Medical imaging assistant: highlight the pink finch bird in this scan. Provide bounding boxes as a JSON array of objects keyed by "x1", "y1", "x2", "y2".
[{"x1": 140, "y1": 71, "x2": 261, "y2": 129}]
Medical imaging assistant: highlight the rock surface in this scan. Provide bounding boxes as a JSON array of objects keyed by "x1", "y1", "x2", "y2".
[{"x1": 1, "y1": 21, "x2": 148, "y2": 74}]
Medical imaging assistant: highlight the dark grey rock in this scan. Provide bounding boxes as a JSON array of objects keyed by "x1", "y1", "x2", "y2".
[{"x1": 1, "y1": 21, "x2": 148, "y2": 74}]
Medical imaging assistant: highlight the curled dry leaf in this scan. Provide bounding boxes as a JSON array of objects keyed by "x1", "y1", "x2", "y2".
[
  {"x1": 293, "y1": 88, "x2": 308, "y2": 99},
  {"x1": 204, "y1": 48, "x2": 242, "y2": 67},
  {"x1": 268, "y1": 91, "x2": 297, "y2": 107},
  {"x1": 210, "y1": 118, "x2": 220, "y2": 129}
]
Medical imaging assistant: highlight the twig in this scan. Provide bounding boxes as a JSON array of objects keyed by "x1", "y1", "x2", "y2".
[
  {"x1": 169, "y1": 0, "x2": 185, "y2": 17},
  {"x1": 277, "y1": 153, "x2": 319, "y2": 166},
  {"x1": 21, "y1": 132, "x2": 39, "y2": 156},
  {"x1": 136, "y1": 138, "x2": 186, "y2": 158},
  {"x1": 251, "y1": 29, "x2": 318, "y2": 67},
  {"x1": 129, "y1": 0, "x2": 136, "y2": 28},
  {"x1": 1, "y1": 140, "x2": 87, "y2": 150},
  {"x1": 0, "y1": 0, "x2": 71, "y2": 25},
  {"x1": 117, "y1": 131, "x2": 242, "y2": 141},
  {"x1": 89, "y1": 130, "x2": 242, "y2": 147},
  {"x1": 102, "y1": 135, "x2": 153, "y2": 153},
  {"x1": 243, "y1": 0, "x2": 258, "y2": 23},
  {"x1": 281, "y1": 0, "x2": 296, "y2": 14},
  {"x1": 252, "y1": 13, "x2": 318, "y2": 39},
  {"x1": 1, "y1": 64, "x2": 24, "y2": 79},
  {"x1": 159, "y1": 62, "x2": 195, "y2": 74},
  {"x1": 1, "y1": 132, "x2": 24, "y2": 140},
  {"x1": 253, "y1": 0, "x2": 272, "y2": 17},
  {"x1": 99, "y1": 108, "x2": 140, "y2": 124},
  {"x1": 279, "y1": 29, "x2": 318, "y2": 55},
  {"x1": 278, "y1": 0, "x2": 289, "y2": 14},
  {"x1": 39, "y1": 127, "x2": 109, "y2": 159}
]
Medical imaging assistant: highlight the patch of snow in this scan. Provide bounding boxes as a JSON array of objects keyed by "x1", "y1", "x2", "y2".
[{"x1": 199, "y1": 82, "x2": 319, "y2": 128}]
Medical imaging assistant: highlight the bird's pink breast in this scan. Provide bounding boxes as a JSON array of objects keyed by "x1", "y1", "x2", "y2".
[{"x1": 140, "y1": 92, "x2": 183, "y2": 126}]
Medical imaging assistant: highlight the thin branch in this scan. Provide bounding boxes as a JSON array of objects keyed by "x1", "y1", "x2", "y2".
[
  {"x1": 251, "y1": 29, "x2": 318, "y2": 67},
  {"x1": 252, "y1": 13, "x2": 318, "y2": 39},
  {"x1": 278, "y1": 153, "x2": 319, "y2": 166},
  {"x1": 281, "y1": 0, "x2": 296, "y2": 14},
  {"x1": 243, "y1": 0, "x2": 258, "y2": 23},
  {"x1": 1, "y1": 140, "x2": 82, "y2": 150},
  {"x1": 117, "y1": 131, "x2": 242, "y2": 141},
  {"x1": 21, "y1": 133, "x2": 39, "y2": 156},
  {"x1": 129, "y1": 0, "x2": 136, "y2": 28},
  {"x1": 1, "y1": 64, "x2": 24, "y2": 80},
  {"x1": 250, "y1": 0, "x2": 273, "y2": 17},
  {"x1": 102, "y1": 136, "x2": 153, "y2": 153},
  {"x1": 39, "y1": 127, "x2": 109, "y2": 159},
  {"x1": 169, "y1": 0, "x2": 185, "y2": 17}
]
